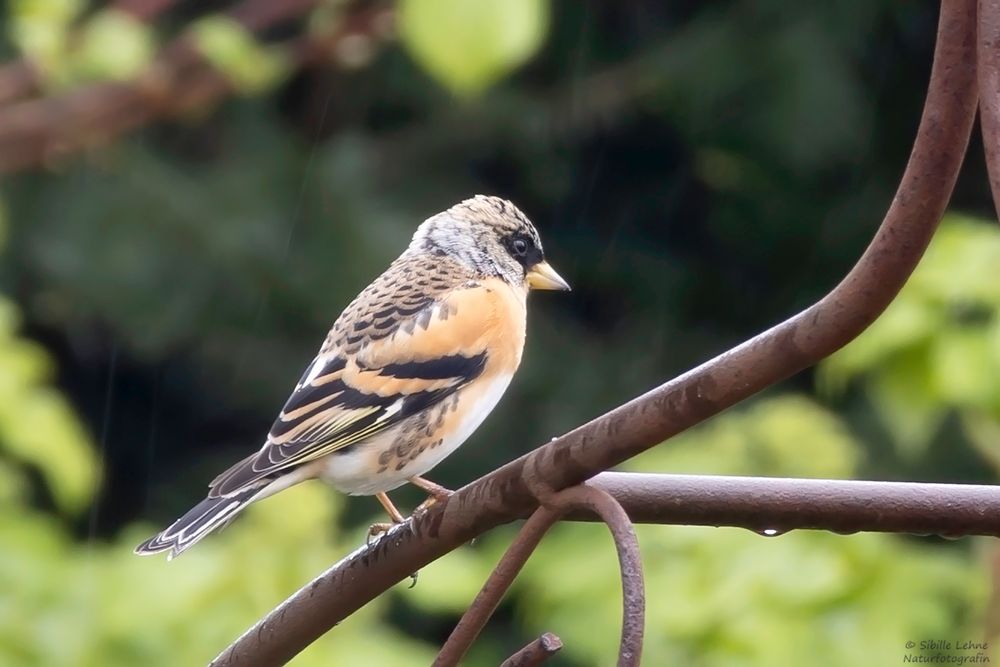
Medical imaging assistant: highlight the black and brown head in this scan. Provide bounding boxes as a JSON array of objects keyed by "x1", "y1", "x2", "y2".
[{"x1": 410, "y1": 195, "x2": 570, "y2": 291}]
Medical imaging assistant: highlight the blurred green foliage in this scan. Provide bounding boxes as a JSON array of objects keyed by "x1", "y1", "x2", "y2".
[
  {"x1": 822, "y1": 216, "x2": 1000, "y2": 463},
  {"x1": 76, "y1": 10, "x2": 154, "y2": 82},
  {"x1": 192, "y1": 17, "x2": 290, "y2": 95},
  {"x1": 399, "y1": 0, "x2": 549, "y2": 96},
  {"x1": 0, "y1": 209, "x2": 98, "y2": 514},
  {"x1": 2, "y1": 483, "x2": 439, "y2": 665},
  {"x1": 1, "y1": 0, "x2": 998, "y2": 665}
]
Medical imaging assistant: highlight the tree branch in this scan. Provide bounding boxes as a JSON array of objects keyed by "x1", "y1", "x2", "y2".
[
  {"x1": 0, "y1": 0, "x2": 392, "y2": 173},
  {"x1": 0, "y1": 0, "x2": 182, "y2": 106},
  {"x1": 208, "y1": 3, "x2": 979, "y2": 663}
]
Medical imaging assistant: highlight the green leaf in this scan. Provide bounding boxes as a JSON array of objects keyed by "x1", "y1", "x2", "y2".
[
  {"x1": 8, "y1": 0, "x2": 85, "y2": 87},
  {"x1": 866, "y1": 348, "x2": 945, "y2": 458},
  {"x1": 931, "y1": 327, "x2": 998, "y2": 409},
  {"x1": 909, "y1": 215, "x2": 1000, "y2": 307},
  {"x1": 0, "y1": 299, "x2": 99, "y2": 512},
  {"x1": 399, "y1": 0, "x2": 548, "y2": 96},
  {"x1": 77, "y1": 10, "x2": 155, "y2": 81},
  {"x1": 627, "y1": 394, "x2": 860, "y2": 479},
  {"x1": 820, "y1": 297, "x2": 938, "y2": 391},
  {"x1": 190, "y1": 16, "x2": 290, "y2": 94}
]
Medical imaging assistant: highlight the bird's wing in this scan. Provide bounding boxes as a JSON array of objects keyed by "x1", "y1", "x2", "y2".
[{"x1": 209, "y1": 283, "x2": 498, "y2": 497}]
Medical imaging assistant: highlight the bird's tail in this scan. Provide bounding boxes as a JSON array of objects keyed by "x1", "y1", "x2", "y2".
[{"x1": 134, "y1": 486, "x2": 262, "y2": 560}]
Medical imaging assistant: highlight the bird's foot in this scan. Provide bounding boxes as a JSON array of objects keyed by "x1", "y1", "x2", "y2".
[
  {"x1": 412, "y1": 491, "x2": 451, "y2": 518},
  {"x1": 366, "y1": 521, "x2": 396, "y2": 546},
  {"x1": 408, "y1": 476, "x2": 454, "y2": 514}
]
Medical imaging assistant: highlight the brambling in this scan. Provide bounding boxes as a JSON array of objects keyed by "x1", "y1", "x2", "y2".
[{"x1": 136, "y1": 195, "x2": 569, "y2": 559}]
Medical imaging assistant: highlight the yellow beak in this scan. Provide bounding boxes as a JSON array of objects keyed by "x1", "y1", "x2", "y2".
[{"x1": 526, "y1": 261, "x2": 571, "y2": 291}]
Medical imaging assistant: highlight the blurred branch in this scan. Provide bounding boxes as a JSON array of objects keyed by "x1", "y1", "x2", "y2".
[
  {"x1": 0, "y1": 0, "x2": 392, "y2": 173},
  {"x1": 0, "y1": 0, "x2": 181, "y2": 106},
  {"x1": 209, "y1": 4, "x2": 979, "y2": 663}
]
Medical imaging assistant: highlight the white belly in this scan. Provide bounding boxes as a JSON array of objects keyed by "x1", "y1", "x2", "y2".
[{"x1": 319, "y1": 373, "x2": 513, "y2": 495}]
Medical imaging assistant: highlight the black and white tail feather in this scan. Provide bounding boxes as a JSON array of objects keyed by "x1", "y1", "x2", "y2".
[{"x1": 134, "y1": 477, "x2": 271, "y2": 559}]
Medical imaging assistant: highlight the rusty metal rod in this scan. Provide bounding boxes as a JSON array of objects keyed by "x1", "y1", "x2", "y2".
[
  {"x1": 499, "y1": 633, "x2": 563, "y2": 667},
  {"x1": 980, "y1": 0, "x2": 1000, "y2": 217},
  {"x1": 585, "y1": 472, "x2": 1000, "y2": 537},
  {"x1": 543, "y1": 485, "x2": 645, "y2": 667},
  {"x1": 433, "y1": 507, "x2": 560, "y2": 667},
  {"x1": 209, "y1": 3, "x2": 979, "y2": 665}
]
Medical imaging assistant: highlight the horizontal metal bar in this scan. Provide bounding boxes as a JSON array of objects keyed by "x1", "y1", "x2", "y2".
[{"x1": 585, "y1": 472, "x2": 1000, "y2": 537}]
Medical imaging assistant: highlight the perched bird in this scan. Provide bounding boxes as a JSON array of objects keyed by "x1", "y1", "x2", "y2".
[{"x1": 135, "y1": 195, "x2": 569, "y2": 559}]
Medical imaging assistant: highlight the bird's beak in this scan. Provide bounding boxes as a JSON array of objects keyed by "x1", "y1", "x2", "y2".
[{"x1": 526, "y1": 261, "x2": 571, "y2": 291}]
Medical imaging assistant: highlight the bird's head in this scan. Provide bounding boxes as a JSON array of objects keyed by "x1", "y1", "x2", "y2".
[{"x1": 410, "y1": 195, "x2": 570, "y2": 292}]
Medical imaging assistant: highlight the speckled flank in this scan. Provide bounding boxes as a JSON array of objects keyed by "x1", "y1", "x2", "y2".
[{"x1": 321, "y1": 373, "x2": 515, "y2": 495}]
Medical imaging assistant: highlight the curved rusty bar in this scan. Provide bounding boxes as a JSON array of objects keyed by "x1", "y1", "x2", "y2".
[
  {"x1": 499, "y1": 633, "x2": 563, "y2": 667},
  {"x1": 433, "y1": 507, "x2": 560, "y2": 667},
  {"x1": 209, "y1": 3, "x2": 978, "y2": 665},
  {"x1": 436, "y1": 484, "x2": 645, "y2": 667},
  {"x1": 515, "y1": 0, "x2": 978, "y2": 499},
  {"x1": 542, "y1": 485, "x2": 645, "y2": 667},
  {"x1": 980, "y1": 0, "x2": 1000, "y2": 216}
]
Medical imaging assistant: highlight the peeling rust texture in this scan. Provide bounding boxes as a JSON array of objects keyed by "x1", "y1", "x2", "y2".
[{"x1": 209, "y1": 3, "x2": 979, "y2": 665}]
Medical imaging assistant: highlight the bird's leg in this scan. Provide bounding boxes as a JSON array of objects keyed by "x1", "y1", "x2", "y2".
[
  {"x1": 368, "y1": 491, "x2": 420, "y2": 587},
  {"x1": 409, "y1": 475, "x2": 454, "y2": 515},
  {"x1": 367, "y1": 492, "x2": 406, "y2": 545}
]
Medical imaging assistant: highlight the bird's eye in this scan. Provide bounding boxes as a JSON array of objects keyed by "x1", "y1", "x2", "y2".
[{"x1": 512, "y1": 238, "x2": 528, "y2": 256}]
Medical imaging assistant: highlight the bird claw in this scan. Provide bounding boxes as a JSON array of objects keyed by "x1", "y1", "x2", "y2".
[
  {"x1": 366, "y1": 521, "x2": 395, "y2": 546},
  {"x1": 367, "y1": 522, "x2": 419, "y2": 585},
  {"x1": 412, "y1": 498, "x2": 436, "y2": 517},
  {"x1": 413, "y1": 488, "x2": 453, "y2": 517}
]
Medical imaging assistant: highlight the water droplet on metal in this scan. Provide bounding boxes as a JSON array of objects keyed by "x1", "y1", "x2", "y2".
[{"x1": 758, "y1": 528, "x2": 786, "y2": 537}]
